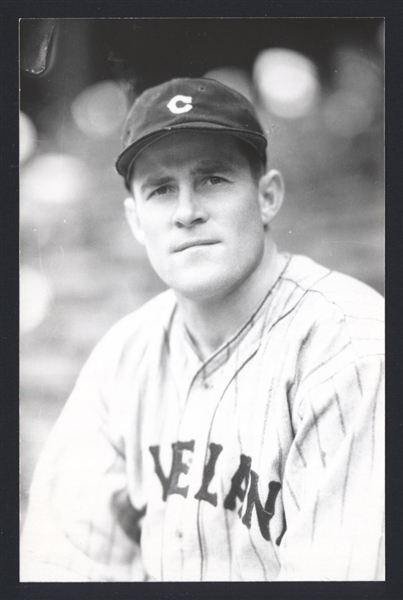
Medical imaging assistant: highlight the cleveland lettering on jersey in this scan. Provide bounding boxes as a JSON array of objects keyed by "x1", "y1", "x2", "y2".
[
  {"x1": 149, "y1": 441, "x2": 195, "y2": 500},
  {"x1": 223, "y1": 453, "x2": 252, "y2": 513},
  {"x1": 241, "y1": 474, "x2": 282, "y2": 541},
  {"x1": 149, "y1": 441, "x2": 282, "y2": 542}
]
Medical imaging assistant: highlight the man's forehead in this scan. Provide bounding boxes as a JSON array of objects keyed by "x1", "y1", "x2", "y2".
[{"x1": 131, "y1": 131, "x2": 246, "y2": 179}]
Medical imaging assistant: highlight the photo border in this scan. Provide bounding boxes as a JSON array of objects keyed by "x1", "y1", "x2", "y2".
[{"x1": 1, "y1": 2, "x2": 402, "y2": 599}]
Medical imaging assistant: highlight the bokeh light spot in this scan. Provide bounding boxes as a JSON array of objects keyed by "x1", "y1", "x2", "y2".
[
  {"x1": 20, "y1": 112, "x2": 37, "y2": 163},
  {"x1": 254, "y1": 48, "x2": 319, "y2": 119},
  {"x1": 71, "y1": 80, "x2": 128, "y2": 138},
  {"x1": 20, "y1": 266, "x2": 52, "y2": 334},
  {"x1": 21, "y1": 153, "x2": 89, "y2": 204}
]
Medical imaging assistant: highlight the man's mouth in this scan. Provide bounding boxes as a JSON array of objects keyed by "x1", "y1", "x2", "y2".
[{"x1": 173, "y1": 240, "x2": 219, "y2": 253}]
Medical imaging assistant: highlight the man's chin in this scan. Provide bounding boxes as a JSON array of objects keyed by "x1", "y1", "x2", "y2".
[{"x1": 168, "y1": 272, "x2": 233, "y2": 304}]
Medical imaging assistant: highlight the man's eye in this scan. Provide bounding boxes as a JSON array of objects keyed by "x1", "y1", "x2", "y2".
[
  {"x1": 206, "y1": 176, "x2": 226, "y2": 185},
  {"x1": 149, "y1": 185, "x2": 170, "y2": 198}
]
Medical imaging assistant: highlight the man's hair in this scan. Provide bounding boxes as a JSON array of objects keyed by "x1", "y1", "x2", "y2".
[{"x1": 234, "y1": 138, "x2": 266, "y2": 184}]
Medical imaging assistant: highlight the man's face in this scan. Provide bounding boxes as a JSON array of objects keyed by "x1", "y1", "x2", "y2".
[{"x1": 128, "y1": 131, "x2": 269, "y2": 302}]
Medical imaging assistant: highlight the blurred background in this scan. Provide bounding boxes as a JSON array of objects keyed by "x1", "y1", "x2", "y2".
[{"x1": 20, "y1": 18, "x2": 384, "y2": 526}]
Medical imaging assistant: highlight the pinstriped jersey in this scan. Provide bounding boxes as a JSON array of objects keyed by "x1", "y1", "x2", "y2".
[{"x1": 20, "y1": 253, "x2": 385, "y2": 581}]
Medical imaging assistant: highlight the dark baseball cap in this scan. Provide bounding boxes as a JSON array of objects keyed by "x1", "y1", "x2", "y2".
[{"x1": 115, "y1": 77, "x2": 267, "y2": 188}]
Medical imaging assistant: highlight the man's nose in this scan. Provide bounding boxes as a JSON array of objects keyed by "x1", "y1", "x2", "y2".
[{"x1": 172, "y1": 187, "x2": 208, "y2": 228}]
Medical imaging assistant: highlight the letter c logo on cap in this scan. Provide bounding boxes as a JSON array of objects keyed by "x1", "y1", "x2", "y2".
[{"x1": 167, "y1": 95, "x2": 193, "y2": 114}]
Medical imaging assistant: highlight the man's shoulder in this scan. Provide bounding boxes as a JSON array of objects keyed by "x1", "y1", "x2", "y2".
[
  {"x1": 274, "y1": 255, "x2": 384, "y2": 364},
  {"x1": 111, "y1": 288, "x2": 176, "y2": 332},
  {"x1": 283, "y1": 253, "x2": 384, "y2": 313},
  {"x1": 279, "y1": 254, "x2": 384, "y2": 360},
  {"x1": 92, "y1": 289, "x2": 177, "y2": 361}
]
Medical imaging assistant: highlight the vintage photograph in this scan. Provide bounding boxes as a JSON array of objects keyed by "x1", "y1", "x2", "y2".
[{"x1": 19, "y1": 18, "x2": 385, "y2": 582}]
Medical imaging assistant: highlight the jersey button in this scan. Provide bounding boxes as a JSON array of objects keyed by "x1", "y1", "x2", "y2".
[{"x1": 176, "y1": 530, "x2": 183, "y2": 539}]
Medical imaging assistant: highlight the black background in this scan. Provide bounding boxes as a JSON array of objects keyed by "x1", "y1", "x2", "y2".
[{"x1": 2, "y1": 2, "x2": 403, "y2": 600}]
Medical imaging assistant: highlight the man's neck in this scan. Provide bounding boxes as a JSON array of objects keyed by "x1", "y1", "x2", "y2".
[{"x1": 175, "y1": 239, "x2": 284, "y2": 360}]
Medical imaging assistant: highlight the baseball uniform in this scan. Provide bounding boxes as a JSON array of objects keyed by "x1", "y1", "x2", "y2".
[{"x1": 20, "y1": 250, "x2": 385, "y2": 581}]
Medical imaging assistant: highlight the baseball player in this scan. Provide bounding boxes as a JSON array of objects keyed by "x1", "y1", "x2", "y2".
[{"x1": 21, "y1": 78, "x2": 384, "y2": 582}]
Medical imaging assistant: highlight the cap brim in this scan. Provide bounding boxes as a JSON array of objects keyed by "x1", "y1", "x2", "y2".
[{"x1": 116, "y1": 124, "x2": 267, "y2": 184}]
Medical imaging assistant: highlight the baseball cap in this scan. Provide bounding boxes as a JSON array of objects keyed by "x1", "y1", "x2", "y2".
[{"x1": 115, "y1": 77, "x2": 267, "y2": 188}]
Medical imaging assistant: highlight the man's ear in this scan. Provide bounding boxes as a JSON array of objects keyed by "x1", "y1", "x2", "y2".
[
  {"x1": 124, "y1": 197, "x2": 146, "y2": 246},
  {"x1": 258, "y1": 169, "x2": 284, "y2": 226}
]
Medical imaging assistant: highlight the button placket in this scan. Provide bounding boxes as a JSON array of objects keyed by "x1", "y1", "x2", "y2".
[{"x1": 160, "y1": 381, "x2": 212, "y2": 580}]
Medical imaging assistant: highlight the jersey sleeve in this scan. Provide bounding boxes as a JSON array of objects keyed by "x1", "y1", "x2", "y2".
[
  {"x1": 275, "y1": 328, "x2": 384, "y2": 580},
  {"x1": 20, "y1": 324, "x2": 147, "y2": 582}
]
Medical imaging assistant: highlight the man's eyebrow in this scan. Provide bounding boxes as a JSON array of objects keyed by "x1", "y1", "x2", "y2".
[
  {"x1": 138, "y1": 159, "x2": 237, "y2": 192},
  {"x1": 140, "y1": 174, "x2": 173, "y2": 193}
]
